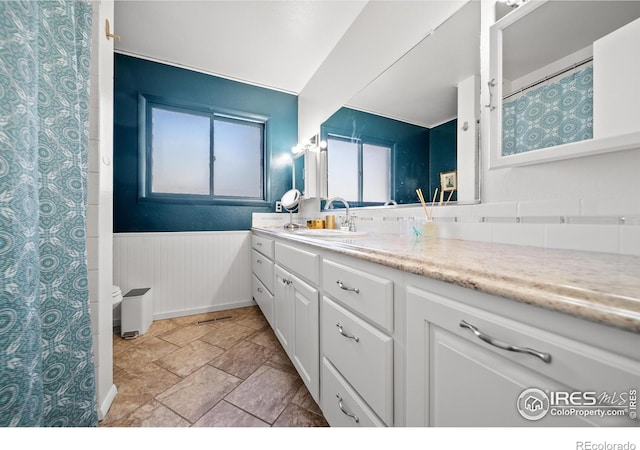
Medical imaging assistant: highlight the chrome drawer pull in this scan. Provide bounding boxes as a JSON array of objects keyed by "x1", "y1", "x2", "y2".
[
  {"x1": 256, "y1": 259, "x2": 263, "y2": 264},
  {"x1": 336, "y1": 280, "x2": 359, "y2": 294},
  {"x1": 336, "y1": 394, "x2": 359, "y2": 423},
  {"x1": 256, "y1": 242, "x2": 263, "y2": 246},
  {"x1": 459, "y1": 320, "x2": 552, "y2": 364},
  {"x1": 257, "y1": 287, "x2": 263, "y2": 294},
  {"x1": 336, "y1": 323, "x2": 359, "y2": 342}
]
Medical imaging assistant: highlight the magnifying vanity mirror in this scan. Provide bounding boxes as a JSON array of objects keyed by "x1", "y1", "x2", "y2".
[
  {"x1": 489, "y1": 0, "x2": 640, "y2": 168},
  {"x1": 280, "y1": 188, "x2": 302, "y2": 230}
]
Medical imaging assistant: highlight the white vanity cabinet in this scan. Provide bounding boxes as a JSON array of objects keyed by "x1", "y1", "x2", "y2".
[
  {"x1": 320, "y1": 258, "x2": 395, "y2": 427},
  {"x1": 406, "y1": 278, "x2": 640, "y2": 427},
  {"x1": 274, "y1": 242, "x2": 321, "y2": 402},
  {"x1": 251, "y1": 235, "x2": 275, "y2": 327}
]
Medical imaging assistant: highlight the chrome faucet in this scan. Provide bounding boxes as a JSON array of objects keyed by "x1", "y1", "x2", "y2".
[{"x1": 324, "y1": 197, "x2": 355, "y2": 231}]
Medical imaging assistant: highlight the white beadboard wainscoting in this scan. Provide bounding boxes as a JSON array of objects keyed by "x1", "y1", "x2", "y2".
[{"x1": 113, "y1": 231, "x2": 254, "y2": 322}]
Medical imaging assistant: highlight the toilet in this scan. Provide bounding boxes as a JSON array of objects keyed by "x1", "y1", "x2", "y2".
[{"x1": 112, "y1": 285, "x2": 122, "y2": 326}]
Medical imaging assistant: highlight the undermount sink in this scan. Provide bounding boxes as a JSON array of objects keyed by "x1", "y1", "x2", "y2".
[{"x1": 293, "y1": 229, "x2": 368, "y2": 239}]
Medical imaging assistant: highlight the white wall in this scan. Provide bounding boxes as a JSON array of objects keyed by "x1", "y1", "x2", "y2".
[
  {"x1": 479, "y1": 0, "x2": 640, "y2": 206},
  {"x1": 87, "y1": 0, "x2": 116, "y2": 422},
  {"x1": 113, "y1": 232, "x2": 254, "y2": 320}
]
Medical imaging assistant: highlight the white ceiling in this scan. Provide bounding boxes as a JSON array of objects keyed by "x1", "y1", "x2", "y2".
[
  {"x1": 114, "y1": 0, "x2": 368, "y2": 93},
  {"x1": 114, "y1": 0, "x2": 480, "y2": 130}
]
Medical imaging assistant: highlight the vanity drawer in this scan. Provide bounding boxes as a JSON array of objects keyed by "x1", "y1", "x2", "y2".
[
  {"x1": 409, "y1": 286, "x2": 640, "y2": 404},
  {"x1": 252, "y1": 234, "x2": 274, "y2": 259},
  {"x1": 321, "y1": 357, "x2": 385, "y2": 427},
  {"x1": 322, "y1": 259, "x2": 393, "y2": 332},
  {"x1": 274, "y1": 242, "x2": 319, "y2": 284},
  {"x1": 322, "y1": 297, "x2": 393, "y2": 425},
  {"x1": 252, "y1": 249, "x2": 274, "y2": 293},
  {"x1": 252, "y1": 274, "x2": 273, "y2": 328}
]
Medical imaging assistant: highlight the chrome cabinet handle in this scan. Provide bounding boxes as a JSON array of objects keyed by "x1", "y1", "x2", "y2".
[
  {"x1": 459, "y1": 320, "x2": 552, "y2": 364},
  {"x1": 257, "y1": 287, "x2": 263, "y2": 293},
  {"x1": 256, "y1": 242, "x2": 263, "y2": 246},
  {"x1": 336, "y1": 280, "x2": 359, "y2": 294},
  {"x1": 281, "y1": 278, "x2": 291, "y2": 285},
  {"x1": 256, "y1": 259, "x2": 263, "y2": 264},
  {"x1": 336, "y1": 394, "x2": 359, "y2": 423},
  {"x1": 336, "y1": 323, "x2": 359, "y2": 342}
]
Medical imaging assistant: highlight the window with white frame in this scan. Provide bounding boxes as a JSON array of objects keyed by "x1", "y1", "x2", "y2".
[
  {"x1": 326, "y1": 135, "x2": 392, "y2": 203},
  {"x1": 143, "y1": 100, "x2": 265, "y2": 202}
]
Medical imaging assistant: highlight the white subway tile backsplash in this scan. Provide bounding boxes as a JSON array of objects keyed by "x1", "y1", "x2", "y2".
[
  {"x1": 438, "y1": 222, "x2": 492, "y2": 242},
  {"x1": 518, "y1": 199, "x2": 581, "y2": 217},
  {"x1": 472, "y1": 201, "x2": 518, "y2": 217},
  {"x1": 545, "y1": 224, "x2": 619, "y2": 253},
  {"x1": 620, "y1": 226, "x2": 640, "y2": 256},
  {"x1": 432, "y1": 204, "x2": 474, "y2": 218},
  {"x1": 581, "y1": 196, "x2": 640, "y2": 217},
  {"x1": 492, "y1": 223, "x2": 545, "y2": 247}
]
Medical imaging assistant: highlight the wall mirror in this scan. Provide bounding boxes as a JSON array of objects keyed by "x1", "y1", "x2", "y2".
[
  {"x1": 319, "y1": 0, "x2": 481, "y2": 206},
  {"x1": 489, "y1": 0, "x2": 640, "y2": 168}
]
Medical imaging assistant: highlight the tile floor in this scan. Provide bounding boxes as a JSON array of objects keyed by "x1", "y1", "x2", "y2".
[{"x1": 101, "y1": 305, "x2": 328, "y2": 427}]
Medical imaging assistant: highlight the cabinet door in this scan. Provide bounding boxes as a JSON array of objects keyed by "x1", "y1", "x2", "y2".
[
  {"x1": 274, "y1": 265, "x2": 293, "y2": 355},
  {"x1": 429, "y1": 326, "x2": 590, "y2": 427},
  {"x1": 291, "y1": 273, "x2": 320, "y2": 402}
]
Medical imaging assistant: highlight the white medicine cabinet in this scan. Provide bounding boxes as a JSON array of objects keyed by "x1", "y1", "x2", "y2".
[{"x1": 488, "y1": 0, "x2": 640, "y2": 168}]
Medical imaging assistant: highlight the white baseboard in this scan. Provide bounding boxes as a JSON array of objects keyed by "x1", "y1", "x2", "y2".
[
  {"x1": 152, "y1": 299, "x2": 257, "y2": 321},
  {"x1": 97, "y1": 383, "x2": 118, "y2": 422}
]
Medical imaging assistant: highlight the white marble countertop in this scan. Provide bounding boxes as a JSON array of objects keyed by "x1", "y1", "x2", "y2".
[{"x1": 253, "y1": 226, "x2": 640, "y2": 333}]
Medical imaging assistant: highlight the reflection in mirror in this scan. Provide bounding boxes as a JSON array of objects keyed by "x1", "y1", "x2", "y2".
[
  {"x1": 490, "y1": 1, "x2": 640, "y2": 167},
  {"x1": 320, "y1": 0, "x2": 480, "y2": 206}
]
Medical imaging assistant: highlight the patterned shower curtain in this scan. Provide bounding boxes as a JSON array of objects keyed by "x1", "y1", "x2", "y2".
[
  {"x1": 0, "y1": 1, "x2": 97, "y2": 426},
  {"x1": 502, "y1": 66, "x2": 593, "y2": 155}
]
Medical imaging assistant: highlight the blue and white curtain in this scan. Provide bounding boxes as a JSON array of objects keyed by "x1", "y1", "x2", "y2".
[
  {"x1": 502, "y1": 66, "x2": 593, "y2": 155},
  {"x1": 0, "y1": 1, "x2": 97, "y2": 426}
]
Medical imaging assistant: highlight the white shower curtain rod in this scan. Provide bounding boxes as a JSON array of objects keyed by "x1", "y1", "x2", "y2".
[{"x1": 503, "y1": 56, "x2": 593, "y2": 101}]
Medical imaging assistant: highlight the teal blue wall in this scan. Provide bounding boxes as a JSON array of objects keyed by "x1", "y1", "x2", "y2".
[
  {"x1": 113, "y1": 54, "x2": 297, "y2": 232},
  {"x1": 429, "y1": 119, "x2": 457, "y2": 202},
  {"x1": 321, "y1": 107, "x2": 430, "y2": 205}
]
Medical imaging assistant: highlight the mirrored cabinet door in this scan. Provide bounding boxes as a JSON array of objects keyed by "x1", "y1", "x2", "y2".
[{"x1": 488, "y1": 0, "x2": 640, "y2": 168}]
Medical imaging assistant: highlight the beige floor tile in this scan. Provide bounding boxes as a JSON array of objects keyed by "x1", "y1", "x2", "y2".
[
  {"x1": 200, "y1": 321, "x2": 255, "y2": 349},
  {"x1": 155, "y1": 340, "x2": 224, "y2": 377},
  {"x1": 247, "y1": 327, "x2": 282, "y2": 350},
  {"x1": 123, "y1": 363, "x2": 183, "y2": 397},
  {"x1": 112, "y1": 399, "x2": 191, "y2": 427},
  {"x1": 225, "y1": 365, "x2": 302, "y2": 424},
  {"x1": 192, "y1": 401, "x2": 269, "y2": 427},
  {"x1": 157, "y1": 365, "x2": 242, "y2": 423},
  {"x1": 114, "y1": 337, "x2": 180, "y2": 374},
  {"x1": 158, "y1": 323, "x2": 213, "y2": 347},
  {"x1": 291, "y1": 384, "x2": 323, "y2": 417},
  {"x1": 100, "y1": 376, "x2": 155, "y2": 426},
  {"x1": 209, "y1": 340, "x2": 274, "y2": 379},
  {"x1": 104, "y1": 306, "x2": 328, "y2": 428},
  {"x1": 264, "y1": 345, "x2": 297, "y2": 375},
  {"x1": 233, "y1": 313, "x2": 268, "y2": 330},
  {"x1": 273, "y1": 403, "x2": 329, "y2": 427},
  {"x1": 145, "y1": 319, "x2": 180, "y2": 337}
]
